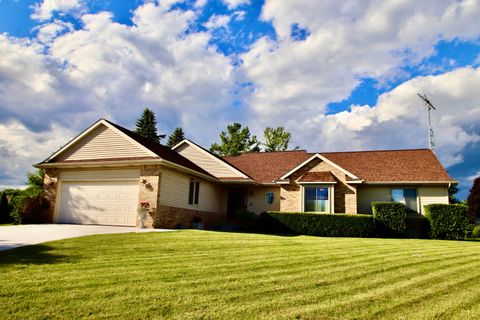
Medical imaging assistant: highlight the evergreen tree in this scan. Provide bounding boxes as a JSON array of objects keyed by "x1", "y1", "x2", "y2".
[
  {"x1": 134, "y1": 108, "x2": 162, "y2": 144},
  {"x1": 467, "y1": 176, "x2": 480, "y2": 223},
  {"x1": 262, "y1": 127, "x2": 293, "y2": 152},
  {"x1": 210, "y1": 123, "x2": 259, "y2": 156},
  {"x1": 166, "y1": 127, "x2": 185, "y2": 148}
]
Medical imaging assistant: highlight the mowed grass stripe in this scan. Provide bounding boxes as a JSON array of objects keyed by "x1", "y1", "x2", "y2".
[
  {"x1": 208, "y1": 253, "x2": 479, "y2": 317},
  {"x1": 1, "y1": 230, "x2": 480, "y2": 319},
  {"x1": 3, "y1": 242, "x2": 462, "y2": 298}
]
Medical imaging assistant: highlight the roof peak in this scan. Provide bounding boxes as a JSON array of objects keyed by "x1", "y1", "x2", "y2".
[{"x1": 318, "y1": 148, "x2": 433, "y2": 155}]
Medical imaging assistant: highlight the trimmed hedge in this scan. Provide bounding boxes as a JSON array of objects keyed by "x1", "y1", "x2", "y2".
[
  {"x1": 261, "y1": 212, "x2": 376, "y2": 237},
  {"x1": 472, "y1": 225, "x2": 480, "y2": 238},
  {"x1": 372, "y1": 202, "x2": 407, "y2": 236},
  {"x1": 424, "y1": 204, "x2": 469, "y2": 240}
]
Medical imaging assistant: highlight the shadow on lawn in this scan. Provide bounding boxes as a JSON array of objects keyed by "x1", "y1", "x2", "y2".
[{"x1": 0, "y1": 244, "x2": 76, "y2": 266}]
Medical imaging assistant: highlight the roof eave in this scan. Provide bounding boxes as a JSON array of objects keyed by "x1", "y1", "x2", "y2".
[{"x1": 363, "y1": 180, "x2": 457, "y2": 185}]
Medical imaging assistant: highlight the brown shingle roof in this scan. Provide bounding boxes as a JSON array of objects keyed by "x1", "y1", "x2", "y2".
[
  {"x1": 223, "y1": 149, "x2": 453, "y2": 183},
  {"x1": 104, "y1": 120, "x2": 214, "y2": 178},
  {"x1": 223, "y1": 150, "x2": 311, "y2": 183},
  {"x1": 321, "y1": 149, "x2": 452, "y2": 182},
  {"x1": 298, "y1": 171, "x2": 336, "y2": 183}
]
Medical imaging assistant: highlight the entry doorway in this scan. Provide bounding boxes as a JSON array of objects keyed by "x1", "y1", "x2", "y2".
[{"x1": 227, "y1": 187, "x2": 248, "y2": 219}]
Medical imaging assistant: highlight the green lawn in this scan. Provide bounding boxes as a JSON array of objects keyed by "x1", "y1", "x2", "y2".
[{"x1": 1, "y1": 231, "x2": 480, "y2": 319}]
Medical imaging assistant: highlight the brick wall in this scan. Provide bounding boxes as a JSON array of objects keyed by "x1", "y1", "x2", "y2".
[{"x1": 153, "y1": 205, "x2": 226, "y2": 229}]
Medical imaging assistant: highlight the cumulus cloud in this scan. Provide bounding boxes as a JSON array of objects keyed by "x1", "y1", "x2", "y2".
[
  {"x1": 242, "y1": 0, "x2": 480, "y2": 120},
  {"x1": 203, "y1": 14, "x2": 231, "y2": 29},
  {"x1": 0, "y1": 120, "x2": 75, "y2": 186},
  {"x1": 223, "y1": 0, "x2": 250, "y2": 10},
  {"x1": 31, "y1": 0, "x2": 86, "y2": 21}
]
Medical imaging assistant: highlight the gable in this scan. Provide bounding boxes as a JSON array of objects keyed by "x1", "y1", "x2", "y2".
[
  {"x1": 53, "y1": 123, "x2": 153, "y2": 162},
  {"x1": 280, "y1": 153, "x2": 359, "y2": 181},
  {"x1": 174, "y1": 141, "x2": 248, "y2": 179}
]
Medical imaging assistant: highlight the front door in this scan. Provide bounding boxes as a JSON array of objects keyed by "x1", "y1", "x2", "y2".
[{"x1": 227, "y1": 188, "x2": 248, "y2": 218}]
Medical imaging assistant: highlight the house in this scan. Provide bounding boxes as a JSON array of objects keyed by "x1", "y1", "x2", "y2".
[{"x1": 34, "y1": 119, "x2": 456, "y2": 228}]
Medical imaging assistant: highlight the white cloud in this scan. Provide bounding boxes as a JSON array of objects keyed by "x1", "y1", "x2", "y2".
[
  {"x1": 35, "y1": 20, "x2": 73, "y2": 44},
  {"x1": 31, "y1": 0, "x2": 86, "y2": 21},
  {"x1": 223, "y1": 0, "x2": 250, "y2": 10},
  {"x1": 194, "y1": 0, "x2": 208, "y2": 8},
  {"x1": 467, "y1": 171, "x2": 480, "y2": 182},
  {"x1": 203, "y1": 14, "x2": 231, "y2": 29},
  {"x1": 0, "y1": 120, "x2": 75, "y2": 186},
  {"x1": 233, "y1": 10, "x2": 246, "y2": 21}
]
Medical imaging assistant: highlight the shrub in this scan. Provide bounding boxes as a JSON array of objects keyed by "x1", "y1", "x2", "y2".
[
  {"x1": 467, "y1": 177, "x2": 480, "y2": 223},
  {"x1": 260, "y1": 212, "x2": 376, "y2": 237},
  {"x1": 424, "y1": 204, "x2": 469, "y2": 240},
  {"x1": 371, "y1": 202, "x2": 407, "y2": 236},
  {"x1": 471, "y1": 225, "x2": 480, "y2": 239},
  {"x1": 233, "y1": 208, "x2": 255, "y2": 222}
]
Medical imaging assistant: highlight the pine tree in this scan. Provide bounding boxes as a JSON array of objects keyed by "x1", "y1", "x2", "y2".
[
  {"x1": 134, "y1": 108, "x2": 161, "y2": 144},
  {"x1": 210, "y1": 123, "x2": 259, "y2": 156},
  {"x1": 262, "y1": 127, "x2": 293, "y2": 152},
  {"x1": 166, "y1": 127, "x2": 185, "y2": 148}
]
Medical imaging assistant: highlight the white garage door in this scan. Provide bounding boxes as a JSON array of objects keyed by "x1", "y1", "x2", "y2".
[{"x1": 57, "y1": 180, "x2": 139, "y2": 226}]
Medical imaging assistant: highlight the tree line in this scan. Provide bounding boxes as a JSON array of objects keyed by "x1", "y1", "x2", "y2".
[{"x1": 135, "y1": 108, "x2": 296, "y2": 156}]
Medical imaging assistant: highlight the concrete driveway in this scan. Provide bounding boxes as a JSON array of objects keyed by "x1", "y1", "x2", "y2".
[{"x1": 0, "y1": 224, "x2": 173, "y2": 251}]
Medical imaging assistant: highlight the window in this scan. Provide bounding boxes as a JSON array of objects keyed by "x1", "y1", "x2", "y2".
[
  {"x1": 265, "y1": 192, "x2": 275, "y2": 205},
  {"x1": 391, "y1": 189, "x2": 417, "y2": 212},
  {"x1": 188, "y1": 180, "x2": 200, "y2": 205},
  {"x1": 304, "y1": 186, "x2": 329, "y2": 212}
]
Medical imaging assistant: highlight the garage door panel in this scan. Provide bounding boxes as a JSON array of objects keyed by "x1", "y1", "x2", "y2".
[{"x1": 57, "y1": 180, "x2": 139, "y2": 226}]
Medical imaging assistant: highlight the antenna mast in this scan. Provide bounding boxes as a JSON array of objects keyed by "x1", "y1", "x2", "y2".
[{"x1": 417, "y1": 93, "x2": 436, "y2": 150}]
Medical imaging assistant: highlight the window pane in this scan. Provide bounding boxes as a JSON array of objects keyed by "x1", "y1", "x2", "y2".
[
  {"x1": 305, "y1": 187, "x2": 316, "y2": 200},
  {"x1": 188, "y1": 181, "x2": 194, "y2": 205},
  {"x1": 317, "y1": 188, "x2": 328, "y2": 200},
  {"x1": 305, "y1": 200, "x2": 316, "y2": 212},
  {"x1": 194, "y1": 182, "x2": 200, "y2": 205},
  {"x1": 391, "y1": 189, "x2": 404, "y2": 203}
]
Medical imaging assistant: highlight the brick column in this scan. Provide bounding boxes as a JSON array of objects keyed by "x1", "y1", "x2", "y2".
[{"x1": 138, "y1": 165, "x2": 161, "y2": 228}]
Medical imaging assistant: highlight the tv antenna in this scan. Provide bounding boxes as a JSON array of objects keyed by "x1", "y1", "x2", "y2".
[{"x1": 417, "y1": 93, "x2": 436, "y2": 150}]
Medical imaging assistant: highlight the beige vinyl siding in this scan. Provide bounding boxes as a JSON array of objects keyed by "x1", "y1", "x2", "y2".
[
  {"x1": 175, "y1": 143, "x2": 247, "y2": 178},
  {"x1": 247, "y1": 186, "x2": 281, "y2": 214},
  {"x1": 357, "y1": 186, "x2": 391, "y2": 214},
  {"x1": 418, "y1": 186, "x2": 449, "y2": 214},
  {"x1": 55, "y1": 124, "x2": 152, "y2": 161},
  {"x1": 60, "y1": 168, "x2": 140, "y2": 181},
  {"x1": 159, "y1": 168, "x2": 224, "y2": 213}
]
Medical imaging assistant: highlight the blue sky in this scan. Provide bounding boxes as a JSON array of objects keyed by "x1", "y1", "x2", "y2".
[{"x1": 0, "y1": 0, "x2": 479, "y2": 199}]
